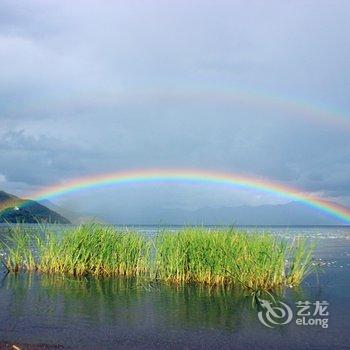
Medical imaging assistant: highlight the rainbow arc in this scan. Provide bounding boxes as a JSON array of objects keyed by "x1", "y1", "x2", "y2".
[{"x1": 1, "y1": 169, "x2": 349, "y2": 224}]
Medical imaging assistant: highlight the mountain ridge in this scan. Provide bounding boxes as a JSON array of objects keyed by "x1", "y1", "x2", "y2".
[
  {"x1": 97, "y1": 201, "x2": 344, "y2": 226},
  {"x1": 0, "y1": 190, "x2": 71, "y2": 224}
]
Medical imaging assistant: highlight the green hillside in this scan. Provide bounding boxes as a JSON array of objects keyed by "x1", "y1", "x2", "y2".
[{"x1": 0, "y1": 190, "x2": 70, "y2": 224}]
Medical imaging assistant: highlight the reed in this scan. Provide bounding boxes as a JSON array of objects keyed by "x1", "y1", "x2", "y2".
[
  {"x1": 40, "y1": 224, "x2": 150, "y2": 277},
  {"x1": 154, "y1": 228, "x2": 314, "y2": 290},
  {"x1": 2, "y1": 224, "x2": 151, "y2": 277},
  {"x1": 1, "y1": 225, "x2": 37, "y2": 272},
  {"x1": 0, "y1": 224, "x2": 314, "y2": 291}
]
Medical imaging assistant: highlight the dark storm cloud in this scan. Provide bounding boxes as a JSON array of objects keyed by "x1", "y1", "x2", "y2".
[{"x1": 0, "y1": 0, "x2": 349, "y2": 211}]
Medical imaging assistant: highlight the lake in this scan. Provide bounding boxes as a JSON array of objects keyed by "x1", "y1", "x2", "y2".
[{"x1": 0, "y1": 225, "x2": 349, "y2": 349}]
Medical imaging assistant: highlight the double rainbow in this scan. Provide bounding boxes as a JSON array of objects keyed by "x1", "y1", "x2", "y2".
[{"x1": 4, "y1": 168, "x2": 350, "y2": 224}]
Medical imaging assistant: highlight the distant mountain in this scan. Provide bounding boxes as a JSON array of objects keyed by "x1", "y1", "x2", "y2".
[
  {"x1": 0, "y1": 190, "x2": 71, "y2": 224},
  {"x1": 39, "y1": 199, "x2": 100, "y2": 224},
  {"x1": 100, "y1": 201, "x2": 345, "y2": 226},
  {"x1": 2, "y1": 188, "x2": 343, "y2": 225}
]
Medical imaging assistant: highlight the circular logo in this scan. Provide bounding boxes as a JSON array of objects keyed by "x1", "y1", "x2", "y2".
[{"x1": 258, "y1": 299, "x2": 293, "y2": 328}]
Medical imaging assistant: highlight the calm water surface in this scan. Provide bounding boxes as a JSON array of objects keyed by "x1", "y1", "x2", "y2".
[{"x1": 0, "y1": 226, "x2": 349, "y2": 349}]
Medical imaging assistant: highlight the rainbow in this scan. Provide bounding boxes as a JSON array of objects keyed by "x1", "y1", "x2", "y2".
[
  {"x1": 2, "y1": 168, "x2": 350, "y2": 224},
  {"x1": 32, "y1": 87, "x2": 350, "y2": 131},
  {"x1": 142, "y1": 87, "x2": 350, "y2": 131},
  {"x1": 217, "y1": 89, "x2": 350, "y2": 131}
]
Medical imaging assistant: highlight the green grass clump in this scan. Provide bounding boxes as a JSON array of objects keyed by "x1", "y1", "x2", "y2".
[
  {"x1": 0, "y1": 225, "x2": 37, "y2": 272},
  {"x1": 2, "y1": 224, "x2": 150, "y2": 277},
  {"x1": 154, "y1": 228, "x2": 314, "y2": 290},
  {"x1": 0, "y1": 224, "x2": 314, "y2": 291}
]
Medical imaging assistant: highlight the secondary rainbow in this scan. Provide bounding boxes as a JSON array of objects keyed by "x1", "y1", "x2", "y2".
[
  {"x1": 146, "y1": 87, "x2": 350, "y2": 131},
  {"x1": 6, "y1": 168, "x2": 350, "y2": 224},
  {"x1": 29, "y1": 87, "x2": 350, "y2": 131}
]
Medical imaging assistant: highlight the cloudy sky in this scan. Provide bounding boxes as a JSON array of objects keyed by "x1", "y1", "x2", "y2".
[{"x1": 0, "y1": 0, "x2": 349, "y2": 220}]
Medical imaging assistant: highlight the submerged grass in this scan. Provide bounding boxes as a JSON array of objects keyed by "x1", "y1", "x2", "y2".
[{"x1": 0, "y1": 224, "x2": 315, "y2": 291}]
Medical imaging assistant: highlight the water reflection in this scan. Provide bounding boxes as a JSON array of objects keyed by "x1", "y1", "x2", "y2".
[
  {"x1": 1, "y1": 273, "x2": 266, "y2": 331},
  {"x1": 0, "y1": 263, "x2": 346, "y2": 350},
  {"x1": 1, "y1": 228, "x2": 348, "y2": 349}
]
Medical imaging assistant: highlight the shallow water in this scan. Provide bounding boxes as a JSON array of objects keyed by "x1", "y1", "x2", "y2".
[{"x1": 0, "y1": 226, "x2": 349, "y2": 349}]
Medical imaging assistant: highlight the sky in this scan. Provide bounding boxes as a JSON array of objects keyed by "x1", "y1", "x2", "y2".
[{"x1": 0, "y1": 0, "x2": 349, "y2": 220}]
